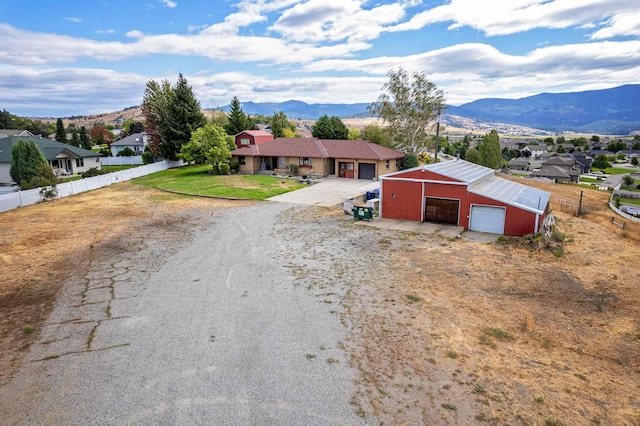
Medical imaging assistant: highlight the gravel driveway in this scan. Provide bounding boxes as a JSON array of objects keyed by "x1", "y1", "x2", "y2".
[{"x1": 0, "y1": 202, "x2": 371, "y2": 425}]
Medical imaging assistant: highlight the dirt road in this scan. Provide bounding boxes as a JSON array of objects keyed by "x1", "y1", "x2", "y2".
[{"x1": 1, "y1": 181, "x2": 639, "y2": 425}]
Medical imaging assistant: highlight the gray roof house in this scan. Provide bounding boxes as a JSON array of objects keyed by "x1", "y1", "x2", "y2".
[
  {"x1": 0, "y1": 136, "x2": 101, "y2": 186},
  {"x1": 531, "y1": 157, "x2": 581, "y2": 183},
  {"x1": 0, "y1": 129, "x2": 34, "y2": 139},
  {"x1": 110, "y1": 132, "x2": 148, "y2": 156}
]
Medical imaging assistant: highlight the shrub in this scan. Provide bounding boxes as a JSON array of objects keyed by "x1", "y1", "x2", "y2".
[
  {"x1": 230, "y1": 161, "x2": 240, "y2": 173},
  {"x1": 116, "y1": 147, "x2": 136, "y2": 157},
  {"x1": 141, "y1": 151, "x2": 155, "y2": 165},
  {"x1": 210, "y1": 163, "x2": 220, "y2": 175},
  {"x1": 218, "y1": 162, "x2": 230, "y2": 175},
  {"x1": 287, "y1": 163, "x2": 298, "y2": 175},
  {"x1": 402, "y1": 152, "x2": 419, "y2": 169},
  {"x1": 99, "y1": 147, "x2": 112, "y2": 157},
  {"x1": 81, "y1": 167, "x2": 109, "y2": 178}
]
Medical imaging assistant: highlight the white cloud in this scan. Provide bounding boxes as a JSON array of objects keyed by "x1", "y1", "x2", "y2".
[
  {"x1": 65, "y1": 17, "x2": 82, "y2": 23},
  {"x1": 591, "y1": 9, "x2": 640, "y2": 39},
  {"x1": 387, "y1": 0, "x2": 638, "y2": 38},
  {"x1": 95, "y1": 29, "x2": 115, "y2": 34},
  {"x1": 269, "y1": 0, "x2": 409, "y2": 43},
  {"x1": 159, "y1": 0, "x2": 177, "y2": 8}
]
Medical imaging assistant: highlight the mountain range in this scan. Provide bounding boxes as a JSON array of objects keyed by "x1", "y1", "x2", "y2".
[{"x1": 222, "y1": 85, "x2": 640, "y2": 135}]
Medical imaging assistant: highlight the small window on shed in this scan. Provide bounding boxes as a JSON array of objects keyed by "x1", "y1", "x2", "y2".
[{"x1": 240, "y1": 138, "x2": 250, "y2": 145}]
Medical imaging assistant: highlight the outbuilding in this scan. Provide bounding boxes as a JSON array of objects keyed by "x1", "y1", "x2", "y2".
[{"x1": 380, "y1": 159, "x2": 550, "y2": 236}]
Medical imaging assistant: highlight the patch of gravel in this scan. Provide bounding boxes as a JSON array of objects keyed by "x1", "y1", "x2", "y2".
[{"x1": 0, "y1": 202, "x2": 374, "y2": 425}]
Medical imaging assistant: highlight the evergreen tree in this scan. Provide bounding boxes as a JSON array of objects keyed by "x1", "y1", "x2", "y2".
[
  {"x1": 477, "y1": 130, "x2": 503, "y2": 169},
  {"x1": 79, "y1": 126, "x2": 91, "y2": 150},
  {"x1": 270, "y1": 111, "x2": 295, "y2": 138},
  {"x1": 311, "y1": 115, "x2": 349, "y2": 139},
  {"x1": 224, "y1": 96, "x2": 254, "y2": 135},
  {"x1": 0, "y1": 109, "x2": 12, "y2": 128},
  {"x1": 70, "y1": 127, "x2": 80, "y2": 147},
  {"x1": 10, "y1": 138, "x2": 55, "y2": 187},
  {"x1": 161, "y1": 73, "x2": 207, "y2": 161},
  {"x1": 55, "y1": 118, "x2": 66, "y2": 143}
]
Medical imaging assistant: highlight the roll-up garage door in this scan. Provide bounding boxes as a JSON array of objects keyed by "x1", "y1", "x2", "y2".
[
  {"x1": 469, "y1": 205, "x2": 506, "y2": 234},
  {"x1": 358, "y1": 163, "x2": 375, "y2": 180},
  {"x1": 425, "y1": 198, "x2": 459, "y2": 225}
]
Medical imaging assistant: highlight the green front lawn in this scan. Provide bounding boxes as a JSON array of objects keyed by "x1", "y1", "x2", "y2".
[
  {"x1": 133, "y1": 165, "x2": 306, "y2": 200},
  {"x1": 579, "y1": 177, "x2": 600, "y2": 183},
  {"x1": 103, "y1": 165, "x2": 139, "y2": 172},
  {"x1": 592, "y1": 167, "x2": 638, "y2": 174}
]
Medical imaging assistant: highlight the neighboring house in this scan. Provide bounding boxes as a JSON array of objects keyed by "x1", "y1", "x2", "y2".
[
  {"x1": 256, "y1": 124, "x2": 272, "y2": 134},
  {"x1": 508, "y1": 158, "x2": 532, "y2": 171},
  {"x1": 110, "y1": 132, "x2": 148, "y2": 156},
  {"x1": 0, "y1": 136, "x2": 101, "y2": 186},
  {"x1": 231, "y1": 138, "x2": 405, "y2": 180},
  {"x1": 531, "y1": 156, "x2": 581, "y2": 183},
  {"x1": 379, "y1": 159, "x2": 550, "y2": 236},
  {"x1": 234, "y1": 130, "x2": 275, "y2": 149},
  {"x1": 558, "y1": 143, "x2": 576, "y2": 153},
  {"x1": 0, "y1": 129, "x2": 34, "y2": 139},
  {"x1": 524, "y1": 144, "x2": 547, "y2": 159},
  {"x1": 587, "y1": 149, "x2": 615, "y2": 158},
  {"x1": 618, "y1": 150, "x2": 640, "y2": 160}
]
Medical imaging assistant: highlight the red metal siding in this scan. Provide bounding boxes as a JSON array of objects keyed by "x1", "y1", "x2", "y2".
[
  {"x1": 468, "y1": 193, "x2": 538, "y2": 236},
  {"x1": 381, "y1": 180, "x2": 423, "y2": 221},
  {"x1": 423, "y1": 183, "x2": 470, "y2": 226}
]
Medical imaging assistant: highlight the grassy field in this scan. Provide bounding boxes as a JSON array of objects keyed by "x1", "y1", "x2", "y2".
[
  {"x1": 133, "y1": 165, "x2": 306, "y2": 200},
  {"x1": 592, "y1": 167, "x2": 638, "y2": 174}
]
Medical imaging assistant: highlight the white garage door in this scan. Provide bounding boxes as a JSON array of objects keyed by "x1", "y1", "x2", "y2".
[{"x1": 469, "y1": 205, "x2": 506, "y2": 234}]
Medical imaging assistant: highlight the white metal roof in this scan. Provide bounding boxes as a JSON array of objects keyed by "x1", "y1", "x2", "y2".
[
  {"x1": 470, "y1": 176, "x2": 550, "y2": 214},
  {"x1": 423, "y1": 159, "x2": 494, "y2": 184}
]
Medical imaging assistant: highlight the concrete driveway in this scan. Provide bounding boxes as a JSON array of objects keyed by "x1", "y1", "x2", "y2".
[{"x1": 268, "y1": 177, "x2": 379, "y2": 207}]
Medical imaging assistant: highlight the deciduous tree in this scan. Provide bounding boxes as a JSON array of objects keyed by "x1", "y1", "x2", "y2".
[
  {"x1": 270, "y1": 111, "x2": 296, "y2": 138},
  {"x1": 142, "y1": 78, "x2": 173, "y2": 156},
  {"x1": 361, "y1": 124, "x2": 393, "y2": 148},
  {"x1": 592, "y1": 154, "x2": 610, "y2": 170},
  {"x1": 368, "y1": 67, "x2": 446, "y2": 154},
  {"x1": 178, "y1": 124, "x2": 232, "y2": 171}
]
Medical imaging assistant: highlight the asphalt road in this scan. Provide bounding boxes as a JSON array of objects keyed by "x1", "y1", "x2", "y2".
[{"x1": 0, "y1": 202, "x2": 366, "y2": 425}]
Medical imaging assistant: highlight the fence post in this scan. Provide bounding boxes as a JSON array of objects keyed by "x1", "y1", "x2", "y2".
[{"x1": 577, "y1": 190, "x2": 583, "y2": 217}]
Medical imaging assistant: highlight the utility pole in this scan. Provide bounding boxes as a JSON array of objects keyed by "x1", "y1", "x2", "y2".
[
  {"x1": 577, "y1": 190, "x2": 583, "y2": 217},
  {"x1": 434, "y1": 110, "x2": 441, "y2": 163}
]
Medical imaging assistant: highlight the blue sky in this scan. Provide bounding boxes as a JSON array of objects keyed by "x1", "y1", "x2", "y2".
[{"x1": 1, "y1": 0, "x2": 638, "y2": 117}]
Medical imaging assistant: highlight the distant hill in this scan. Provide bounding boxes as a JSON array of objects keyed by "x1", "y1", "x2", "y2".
[
  {"x1": 41, "y1": 85, "x2": 638, "y2": 135},
  {"x1": 448, "y1": 85, "x2": 640, "y2": 135},
  {"x1": 218, "y1": 100, "x2": 371, "y2": 120}
]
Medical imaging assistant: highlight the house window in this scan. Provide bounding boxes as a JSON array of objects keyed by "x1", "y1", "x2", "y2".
[
  {"x1": 76, "y1": 158, "x2": 84, "y2": 167},
  {"x1": 386, "y1": 160, "x2": 390, "y2": 169},
  {"x1": 239, "y1": 156, "x2": 246, "y2": 165},
  {"x1": 299, "y1": 157, "x2": 312, "y2": 166},
  {"x1": 240, "y1": 138, "x2": 250, "y2": 145},
  {"x1": 279, "y1": 156, "x2": 285, "y2": 167}
]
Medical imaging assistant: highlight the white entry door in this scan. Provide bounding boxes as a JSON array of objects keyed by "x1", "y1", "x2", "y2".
[{"x1": 469, "y1": 205, "x2": 506, "y2": 234}]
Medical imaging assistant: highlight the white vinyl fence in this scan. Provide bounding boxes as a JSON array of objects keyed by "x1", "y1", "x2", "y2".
[
  {"x1": 101, "y1": 156, "x2": 144, "y2": 166},
  {"x1": 0, "y1": 160, "x2": 183, "y2": 213}
]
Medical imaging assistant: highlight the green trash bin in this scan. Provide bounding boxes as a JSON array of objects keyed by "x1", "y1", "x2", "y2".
[{"x1": 352, "y1": 206, "x2": 374, "y2": 221}]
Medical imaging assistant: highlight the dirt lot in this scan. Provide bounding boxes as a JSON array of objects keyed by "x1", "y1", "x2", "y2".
[{"x1": 1, "y1": 179, "x2": 639, "y2": 425}]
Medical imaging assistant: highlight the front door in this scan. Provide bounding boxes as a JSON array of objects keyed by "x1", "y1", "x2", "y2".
[{"x1": 339, "y1": 162, "x2": 354, "y2": 178}]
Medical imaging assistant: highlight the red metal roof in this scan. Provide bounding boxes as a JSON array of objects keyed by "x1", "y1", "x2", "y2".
[
  {"x1": 232, "y1": 138, "x2": 404, "y2": 160},
  {"x1": 235, "y1": 130, "x2": 273, "y2": 138}
]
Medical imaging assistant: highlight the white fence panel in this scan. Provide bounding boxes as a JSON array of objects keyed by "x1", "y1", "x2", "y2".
[
  {"x1": 0, "y1": 160, "x2": 178, "y2": 213},
  {"x1": 20, "y1": 188, "x2": 42, "y2": 207},
  {"x1": 101, "y1": 156, "x2": 143, "y2": 166},
  {"x1": 57, "y1": 182, "x2": 75, "y2": 198},
  {"x1": 0, "y1": 192, "x2": 22, "y2": 212}
]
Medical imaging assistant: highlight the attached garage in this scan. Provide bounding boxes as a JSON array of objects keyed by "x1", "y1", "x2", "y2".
[
  {"x1": 358, "y1": 163, "x2": 376, "y2": 180},
  {"x1": 469, "y1": 205, "x2": 506, "y2": 234},
  {"x1": 379, "y1": 160, "x2": 550, "y2": 236}
]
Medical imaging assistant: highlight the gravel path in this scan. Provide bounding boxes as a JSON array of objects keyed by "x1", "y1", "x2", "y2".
[{"x1": 0, "y1": 202, "x2": 368, "y2": 425}]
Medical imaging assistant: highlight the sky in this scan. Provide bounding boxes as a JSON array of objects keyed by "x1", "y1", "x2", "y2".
[{"x1": 0, "y1": 0, "x2": 639, "y2": 117}]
